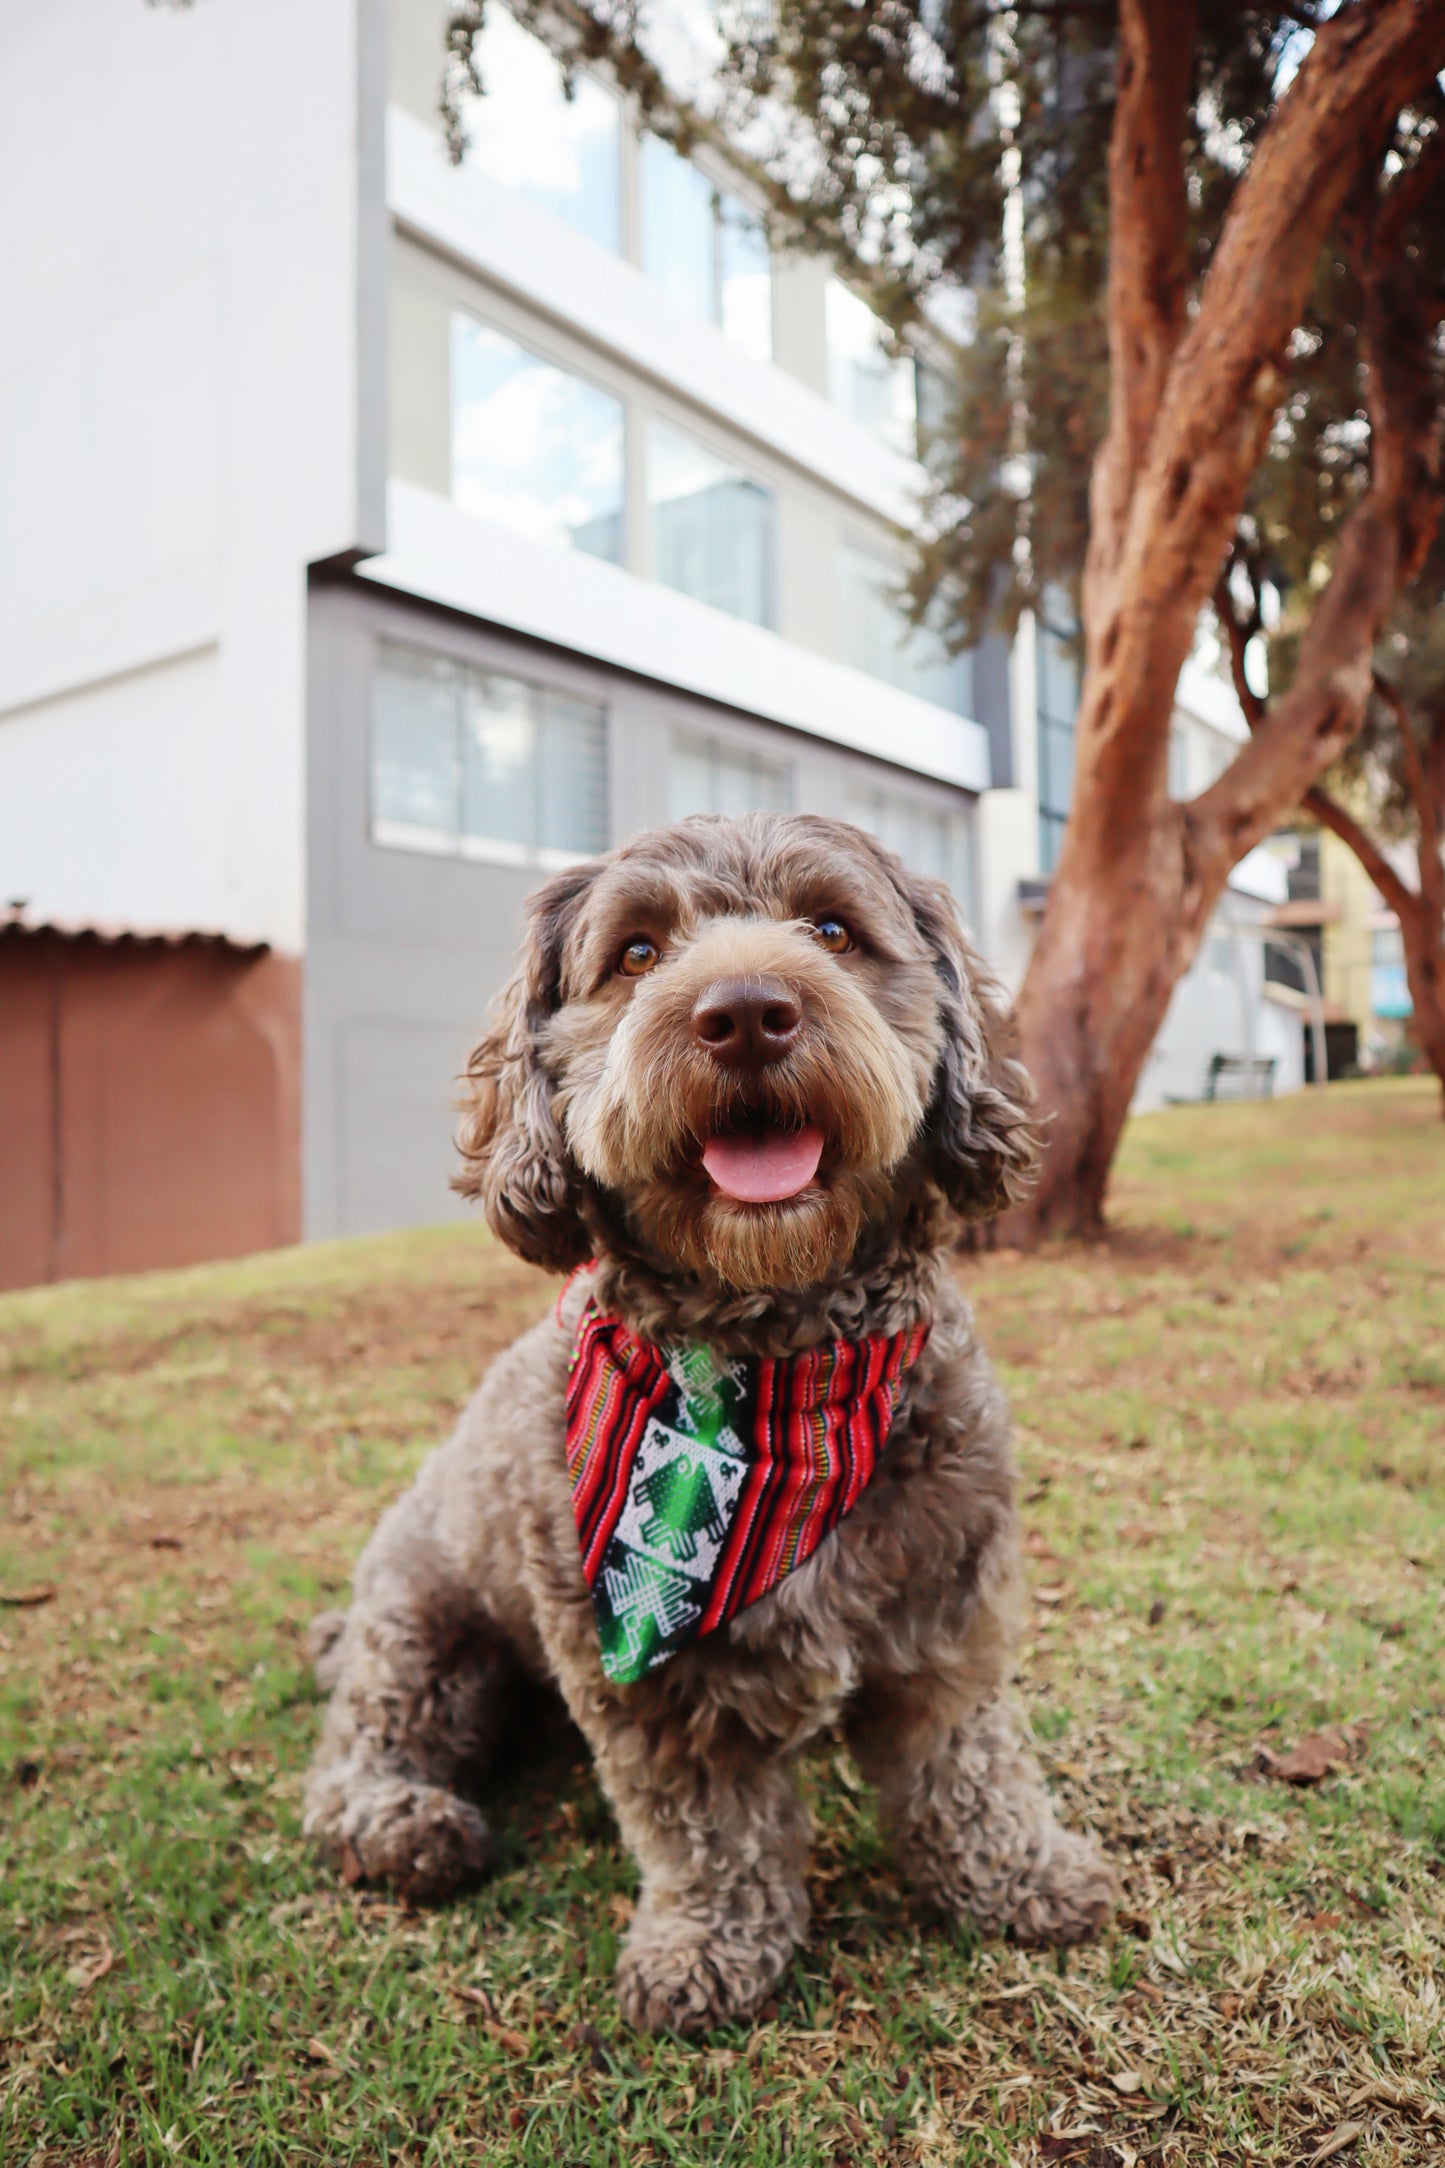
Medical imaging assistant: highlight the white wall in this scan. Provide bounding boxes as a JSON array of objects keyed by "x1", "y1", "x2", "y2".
[
  {"x1": 0, "y1": 0, "x2": 382, "y2": 949},
  {"x1": 0, "y1": 649, "x2": 233, "y2": 933}
]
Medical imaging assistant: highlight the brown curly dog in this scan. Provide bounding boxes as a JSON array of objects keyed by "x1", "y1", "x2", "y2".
[{"x1": 304, "y1": 812, "x2": 1115, "y2": 2034}]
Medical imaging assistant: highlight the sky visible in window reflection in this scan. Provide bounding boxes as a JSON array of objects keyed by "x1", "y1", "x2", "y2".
[
  {"x1": 459, "y1": 6, "x2": 621, "y2": 252},
  {"x1": 452, "y1": 318, "x2": 625, "y2": 563}
]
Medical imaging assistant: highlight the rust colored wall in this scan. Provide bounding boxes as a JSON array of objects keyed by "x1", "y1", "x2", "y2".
[{"x1": 0, "y1": 933, "x2": 301, "y2": 1289}]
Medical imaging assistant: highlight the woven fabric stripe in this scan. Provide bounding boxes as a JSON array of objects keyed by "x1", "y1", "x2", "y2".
[
  {"x1": 565, "y1": 1319, "x2": 675, "y2": 1577},
  {"x1": 566, "y1": 1307, "x2": 930, "y2": 1681}
]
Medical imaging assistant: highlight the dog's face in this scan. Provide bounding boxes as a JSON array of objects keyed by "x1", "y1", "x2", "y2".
[{"x1": 456, "y1": 814, "x2": 1034, "y2": 1289}]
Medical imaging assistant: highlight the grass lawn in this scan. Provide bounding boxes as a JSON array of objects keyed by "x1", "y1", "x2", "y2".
[{"x1": 2, "y1": 1078, "x2": 1443, "y2": 2168}]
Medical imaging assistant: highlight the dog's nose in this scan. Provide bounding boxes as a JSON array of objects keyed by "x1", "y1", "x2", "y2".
[{"x1": 691, "y1": 976, "x2": 802, "y2": 1068}]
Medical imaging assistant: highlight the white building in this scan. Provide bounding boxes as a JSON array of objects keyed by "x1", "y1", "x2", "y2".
[{"x1": 0, "y1": 0, "x2": 1292, "y2": 1287}]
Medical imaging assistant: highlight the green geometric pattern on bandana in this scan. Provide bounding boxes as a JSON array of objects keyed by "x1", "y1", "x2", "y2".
[{"x1": 593, "y1": 1342, "x2": 750, "y2": 1684}]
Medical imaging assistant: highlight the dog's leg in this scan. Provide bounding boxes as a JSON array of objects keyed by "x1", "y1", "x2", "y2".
[
  {"x1": 303, "y1": 1495, "x2": 511, "y2": 1902},
  {"x1": 577, "y1": 1702, "x2": 810, "y2": 2036},
  {"x1": 847, "y1": 1678, "x2": 1115, "y2": 1946}
]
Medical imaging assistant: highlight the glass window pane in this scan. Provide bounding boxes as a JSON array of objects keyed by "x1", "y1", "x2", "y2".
[
  {"x1": 461, "y1": 672, "x2": 536, "y2": 860},
  {"x1": 452, "y1": 317, "x2": 625, "y2": 563},
  {"x1": 837, "y1": 543, "x2": 969, "y2": 714},
  {"x1": 461, "y1": 8, "x2": 621, "y2": 252},
  {"x1": 539, "y1": 691, "x2": 609, "y2": 859},
  {"x1": 845, "y1": 783, "x2": 975, "y2": 918},
  {"x1": 718, "y1": 201, "x2": 772, "y2": 363},
  {"x1": 373, "y1": 644, "x2": 460, "y2": 845},
  {"x1": 640, "y1": 135, "x2": 716, "y2": 324},
  {"x1": 670, "y1": 737, "x2": 714, "y2": 822},
  {"x1": 648, "y1": 423, "x2": 774, "y2": 627},
  {"x1": 373, "y1": 640, "x2": 609, "y2": 867},
  {"x1": 670, "y1": 731, "x2": 791, "y2": 820},
  {"x1": 825, "y1": 280, "x2": 917, "y2": 456}
]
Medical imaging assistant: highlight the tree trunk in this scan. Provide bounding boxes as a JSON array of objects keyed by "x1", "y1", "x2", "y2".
[
  {"x1": 1008, "y1": 0, "x2": 1445, "y2": 1238},
  {"x1": 1399, "y1": 903, "x2": 1445, "y2": 1112}
]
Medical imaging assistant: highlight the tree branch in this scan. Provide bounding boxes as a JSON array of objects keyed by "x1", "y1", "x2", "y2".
[
  {"x1": 1379, "y1": 111, "x2": 1445, "y2": 246},
  {"x1": 1094, "y1": 0, "x2": 1445, "y2": 655},
  {"x1": 1184, "y1": 64, "x2": 1445, "y2": 880},
  {"x1": 1377, "y1": 672, "x2": 1445, "y2": 925},
  {"x1": 1087, "y1": 0, "x2": 1195, "y2": 572},
  {"x1": 1213, "y1": 568, "x2": 1266, "y2": 733},
  {"x1": 1304, "y1": 785, "x2": 1420, "y2": 924}
]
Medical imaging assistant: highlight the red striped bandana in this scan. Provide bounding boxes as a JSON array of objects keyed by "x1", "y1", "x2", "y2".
[{"x1": 565, "y1": 1306, "x2": 930, "y2": 1683}]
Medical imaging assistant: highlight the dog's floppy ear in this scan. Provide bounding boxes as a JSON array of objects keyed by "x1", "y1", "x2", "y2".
[
  {"x1": 903, "y1": 870, "x2": 1038, "y2": 1220},
  {"x1": 453, "y1": 863, "x2": 597, "y2": 1271}
]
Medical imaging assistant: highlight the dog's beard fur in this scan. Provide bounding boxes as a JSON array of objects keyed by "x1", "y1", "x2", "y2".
[{"x1": 555, "y1": 920, "x2": 933, "y2": 1291}]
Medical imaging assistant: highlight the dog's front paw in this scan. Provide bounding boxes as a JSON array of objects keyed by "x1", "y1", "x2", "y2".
[
  {"x1": 311, "y1": 1774, "x2": 494, "y2": 1903},
  {"x1": 615, "y1": 1923, "x2": 783, "y2": 2037},
  {"x1": 1007, "y1": 1829, "x2": 1116, "y2": 1949}
]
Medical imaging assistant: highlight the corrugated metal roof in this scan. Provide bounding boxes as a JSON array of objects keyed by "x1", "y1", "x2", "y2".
[{"x1": 0, "y1": 910, "x2": 269, "y2": 955}]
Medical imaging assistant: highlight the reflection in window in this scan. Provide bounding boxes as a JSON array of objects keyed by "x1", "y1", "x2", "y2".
[
  {"x1": 373, "y1": 642, "x2": 607, "y2": 869},
  {"x1": 838, "y1": 542, "x2": 971, "y2": 715},
  {"x1": 648, "y1": 424, "x2": 775, "y2": 627},
  {"x1": 670, "y1": 731, "x2": 792, "y2": 822},
  {"x1": 846, "y1": 785, "x2": 977, "y2": 918},
  {"x1": 1036, "y1": 615, "x2": 1079, "y2": 875},
  {"x1": 452, "y1": 317, "x2": 625, "y2": 563},
  {"x1": 640, "y1": 137, "x2": 773, "y2": 362},
  {"x1": 457, "y1": 7, "x2": 621, "y2": 251},
  {"x1": 825, "y1": 280, "x2": 917, "y2": 456},
  {"x1": 1370, "y1": 921, "x2": 1412, "y2": 1019}
]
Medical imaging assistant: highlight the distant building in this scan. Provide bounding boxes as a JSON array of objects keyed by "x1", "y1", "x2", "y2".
[{"x1": 0, "y1": 0, "x2": 1308, "y2": 1288}]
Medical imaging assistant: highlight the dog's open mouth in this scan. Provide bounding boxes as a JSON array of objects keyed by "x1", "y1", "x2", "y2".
[{"x1": 700, "y1": 1111, "x2": 824, "y2": 1205}]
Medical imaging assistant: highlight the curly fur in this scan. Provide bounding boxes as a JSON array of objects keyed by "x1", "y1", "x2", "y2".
[{"x1": 305, "y1": 814, "x2": 1113, "y2": 2031}]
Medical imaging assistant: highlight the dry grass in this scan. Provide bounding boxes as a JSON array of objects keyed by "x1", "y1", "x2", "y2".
[{"x1": 2, "y1": 1079, "x2": 1442, "y2": 2166}]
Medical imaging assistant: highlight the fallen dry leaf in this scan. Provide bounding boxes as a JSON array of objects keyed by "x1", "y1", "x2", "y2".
[
  {"x1": 1254, "y1": 1727, "x2": 1364, "y2": 1786},
  {"x1": 1304, "y1": 1910, "x2": 1344, "y2": 1932},
  {"x1": 1035, "y1": 1586, "x2": 1066, "y2": 1608},
  {"x1": 1, "y1": 1585, "x2": 57, "y2": 1607},
  {"x1": 1109, "y1": 2070, "x2": 1145, "y2": 2094},
  {"x1": 147, "y1": 1534, "x2": 184, "y2": 1551},
  {"x1": 488, "y1": 2022, "x2": 528, "y2": 2057},
  {"x1": 65, "y1": 1943, "x2": 115, "y2": 1991},
  {"x1": 451, "y1": 1984, "x2": 497, "y2": 2020},
  {"x1": 303, "y1": 2037, "x2": 341, "y2": 2067},
  {"x1": 1308, "y1": 2122, "x2": 1365, "y2": 2165}
]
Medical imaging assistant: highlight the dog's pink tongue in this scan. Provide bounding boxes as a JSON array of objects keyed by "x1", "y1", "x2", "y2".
[{"x1": 702, "y1": 1125, "x2": 824, "y2": 1204}]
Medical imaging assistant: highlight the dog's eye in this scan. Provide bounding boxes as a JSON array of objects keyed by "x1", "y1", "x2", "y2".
[
  {"x1": 618, "y1": 937, "x2": 661, "y2": 978},
  {"x1": 811, "y1": 918, "x2": 852, "y2": 955}
]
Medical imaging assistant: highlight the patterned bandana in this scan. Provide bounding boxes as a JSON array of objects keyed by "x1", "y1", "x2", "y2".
[{"x1": 565, "y1": 1306, "x2": 930, "y2": 1684}]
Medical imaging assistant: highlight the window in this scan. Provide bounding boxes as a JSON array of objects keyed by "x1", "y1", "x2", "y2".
[
  {"x1": 825, "y1": 280, "x2": 918, "y2": 457},
  {"x1": 648, "y1": 423, "x2": 775, "y2": 627},
  {"x1": 670, "y1": 731, "x2": 792, "y2": 821},
  {"x1": 1036, "y1": 616, "x2": 1079, "y2": 875},
  {"x1": 373, "y1": 642, "x2": 607, "y2": 869},
  {"x1": 845, "y1": 785, "x2": 977, "y2": 917},
  {"x1": 837, "y1": 542, "x2": 972, "y2": 715},
  {"x1": 1371, "y1": 922, "x2": 1412, "y2": 1019},
  {"x1": 452, "y1": 317, "x2": 625, "y2": 564},
  {"x1": 640, "y1": 136, "x2": 773, "y2": 362},
  {"x1": 456, "y1": 7, "x2": 622, "y2": 251}
]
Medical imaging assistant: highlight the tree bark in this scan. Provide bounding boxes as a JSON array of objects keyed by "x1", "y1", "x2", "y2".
[{"x1": 1011, "y1": 0, "x2": 1445, "y2": 1236}]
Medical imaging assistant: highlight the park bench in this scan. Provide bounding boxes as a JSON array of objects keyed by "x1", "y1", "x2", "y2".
[{"x1": 1203, "y1": 1052, "x2": 1277, "y2": 1101}]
